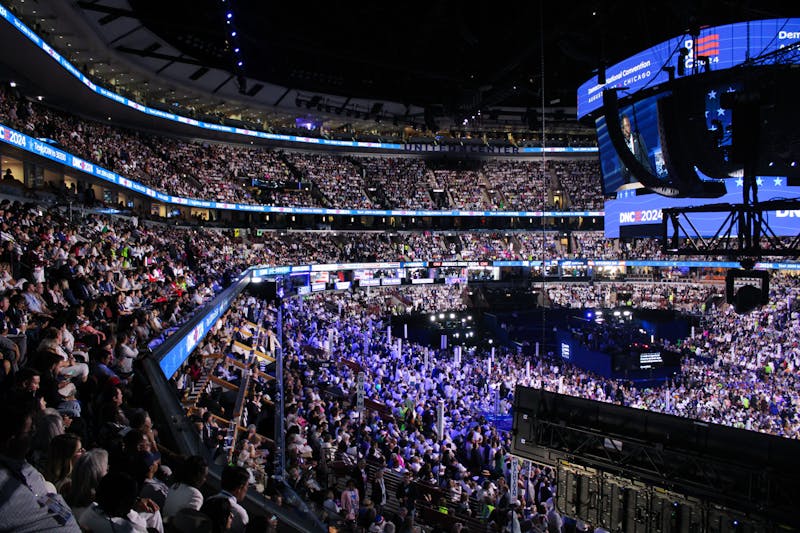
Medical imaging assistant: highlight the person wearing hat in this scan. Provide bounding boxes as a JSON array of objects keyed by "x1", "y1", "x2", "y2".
[
  {"x1": 369, "y1": 514, "x2": 386, "y2": 532},
  {"x1": 134, "y1": 450, "x2": 169, "y2": 510}
]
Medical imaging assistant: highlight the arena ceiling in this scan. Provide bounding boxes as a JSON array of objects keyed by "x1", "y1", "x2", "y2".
[
  {"x1": 2, "y1": 0, "x2": 797, "y2": 133},
  {"x1": 124, "y1": 0, "x2": 795, "y2": 108}
]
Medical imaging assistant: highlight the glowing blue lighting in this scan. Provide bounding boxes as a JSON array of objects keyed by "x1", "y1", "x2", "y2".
[
  {"x1": 231, "y1": 31, "x2": 237, "y2": 37},
  {"x1": 234, "y1": 47, "x2": 240, "y2": 53},
  {"x1": 237, "y1": 61, "x2": 243, "y2": 67},
  {"x1": 226, "y1": 12, "x2": 233, "y2": 19}
]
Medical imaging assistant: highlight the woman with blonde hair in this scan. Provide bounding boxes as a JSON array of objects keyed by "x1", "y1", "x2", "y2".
[
  {"x1": 63, "y1": 448, "x2": 109, "y2": 517},
  {"x1": 44, "y1": 432, "x2": 84, "y2": 493}
]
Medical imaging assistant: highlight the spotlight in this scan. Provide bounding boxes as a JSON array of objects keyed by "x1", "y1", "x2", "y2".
[
  {"x1": 439, "y1": 313, "x2": 445, "y2": 320},
  {"x1": 231, "y1": 31, "x2": 237, "y2": 37},
  {"x1": 430, "y1": 315, "x2": 436, "y2": 322},
  {"x1": 226, "y1": 12, "x2": 233, "y2": 18},
  {"x1": 9, "y1": 81, "x2": 16, "y2": 88},
  {"x1": 237, "y1": 61, "x2": 243, "y2": 67},
  {"x1": 234, "y1": 47, "x2": 240, "y2": 53},
  {"x1": 449, "y1": 313, "x2": 455, "y2": 319}
]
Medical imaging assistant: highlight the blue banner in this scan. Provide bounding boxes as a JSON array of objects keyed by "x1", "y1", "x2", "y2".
[
  {"x1": 159, "y1": 276, "x2": 244, "y2": 377},
  {"x1": 604, "y1": 178, "x2": 800, "y2": 238}
]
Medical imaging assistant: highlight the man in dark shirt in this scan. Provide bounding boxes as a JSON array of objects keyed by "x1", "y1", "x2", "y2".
[{"x1": 396, "y1": 471, "x2": 418, "y2": 515}]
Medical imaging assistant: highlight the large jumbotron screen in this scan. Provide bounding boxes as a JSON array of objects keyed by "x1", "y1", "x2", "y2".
[{"x1": 577, "y1": 18, "x2": 800, "y2": 119}]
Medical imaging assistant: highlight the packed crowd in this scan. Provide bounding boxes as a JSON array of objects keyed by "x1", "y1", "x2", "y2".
[
  {"x1": 276, "y1": 289, "x2": 564, "y2": 532},
  {"x1": 482, "y1": 160, "x2": 547, "y2": 211},
  {"x1": 0, "y1": 199, "x2": 287, "y2": 531},
  {"x1": 0, "y1": 87, "x2": 609, "y2": 212},
  {"x1": 561, "y1": 233, "x2": 800, "y2": 264},
  {"x1": 515, "y1": 232, "x2": 563, "y2": 261},
  {"x1": 285, "y1": 153, "x2": 376, "y2": 209},
  {"x1": 358, "y1": 158, "x2": 435, "y2": 210},
  {"x1": 247, "y1": 230, "x2": 576, "y2": 264},
  {"x1": 458, "y1": 233, "x2": 519, "y2": 261},
  {"x1": 0, "y1": 183, "x2": 797, "y2": 532},
  {"x1": 550, "y1": 160, "x2": 603, "y2": 210},
  {"x1": 234, "y1": 274, "x2": 796, "y2": 530},
  {"x1": 546, "y1": 281, "x2": 720, "y2": 313},
  {"x1": 677, "y1": 274, "x2": 800, "y2": 436},
  {"x1": 434, "y1": 170, "x2": 493, "y2": 211}
]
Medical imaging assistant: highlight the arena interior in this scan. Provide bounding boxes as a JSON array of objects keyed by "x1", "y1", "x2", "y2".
[{"x1": 0, "y1": 2, "x2": 799, "y2": 533}]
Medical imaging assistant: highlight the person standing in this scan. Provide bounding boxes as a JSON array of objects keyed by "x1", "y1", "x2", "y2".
[
  {"x1": 371, "y1": 468, "x2": 388, "y2": 515},
  {"x1": 341, "y1": 479, "x2": 360, "y2": 526},
  {"x1": 619, "y1": 114, "x2": 654, "y2": 184}
]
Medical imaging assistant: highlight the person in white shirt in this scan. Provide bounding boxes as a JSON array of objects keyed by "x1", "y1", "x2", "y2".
[
  {"x1": 205, "y1": 465, "x2": 249, "y2": 533},
  {"x1": 115, "y1": 333, "x2": 139, "y2": 376},
  {"x1": 79, "y1": 471, "x2": 161, "y2": 533},
  {"x1": 162, "y1": 455, "x2": 207, "y2": 520}
]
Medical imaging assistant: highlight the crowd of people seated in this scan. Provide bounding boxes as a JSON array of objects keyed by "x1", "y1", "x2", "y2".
[
  {"x1": 546, "y1": 281, "x2": 719, "y2": 313},
  {"x1": 458, "y1": 233, "x2": 518, "y2": 261},
  {"x1": 286, "y1": 154, "x2": 375, "y2": 209},
  {"x1": 0, "y1": 198, "x2": 294, "y2": 531},
  {"x1": 0, "y1": 182, "x2": 798, "y2": 532},
  {"x1": 275, "y1": 289, "x2": 565, "y2": 532},
  {"x1": 209, "y1": 274, "x2": 795, "y2": 531},
  {"x1": 358, "y1": 158, "x2": 435, "y2": 210},
  {"x1": 550, "y1": 161, "x2": 603, "y2": 210},
  {"x1": 0, "y1": 86, "x2": 609, "y2": 213},
  {"x1": 515, "y1": 232, "x2": 563, "y2": 261},
  {"x1": 246, "y1": 230, "x2": 583, "y2": 264},
  {"x1": 481, "y1": 161, "x2": 547, "y2": 211},
  {"x1": 570, "y1": 233, "x2": 800, "y2": 263},
  {"x1": 433, "y1": 170, "x2": 492, "y2": 211},
  {"x1": 570, "y1": 231, "x2": 614, "y2": 259}
]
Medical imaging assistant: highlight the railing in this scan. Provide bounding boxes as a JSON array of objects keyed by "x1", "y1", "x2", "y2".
[{"x1": 142, "y1": 267, "x2": 326, "y2": 532}]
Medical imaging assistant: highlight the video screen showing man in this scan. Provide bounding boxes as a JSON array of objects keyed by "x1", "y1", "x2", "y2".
[
  {"x1": 620, "y1": 114, "x2": 655, "y2": 184},
  {"x1": 596, "y1": 95, "x2": 670, "y2": 195}
]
